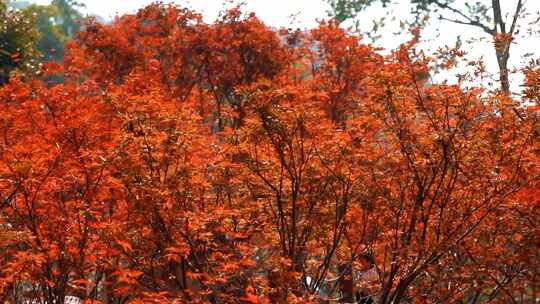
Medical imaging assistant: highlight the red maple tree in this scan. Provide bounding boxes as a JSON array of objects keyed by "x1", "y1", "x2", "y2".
[{"x1": 0, "y1": 3, "x2": 538, "y2": 303}]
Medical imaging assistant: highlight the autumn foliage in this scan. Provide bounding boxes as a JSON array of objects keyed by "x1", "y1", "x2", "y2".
[{"x1": 0, "y1": 3, "x2": 538, "y2": 304}]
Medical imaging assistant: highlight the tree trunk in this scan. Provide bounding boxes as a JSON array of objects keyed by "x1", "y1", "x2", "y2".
[
  {"x1": 337, "y1": 262, "x2": 355, "y2": 303},
  {"x1": 495, "y1": 49, "x2": 510, "y2": 95}
]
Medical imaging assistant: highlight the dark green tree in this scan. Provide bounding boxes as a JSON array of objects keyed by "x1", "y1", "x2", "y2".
[
  {"x1": 24, "y1": 0, "x2": 84, "y2": 63},
  {"x1": 24, "y1": 4, "x2": 66, "y2": 62},
  {"x1": 0, "y1": 0, "x2": 40, "y2": 84},
  {"x1": 50, "y1": 0, "x2": 84, "y2": 37}
]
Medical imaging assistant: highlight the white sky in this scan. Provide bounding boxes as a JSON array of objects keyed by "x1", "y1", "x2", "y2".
[
  {"x1": 31, "y1": 0, "x2": 540, "y2": 92},
  {"x1": 32, "y1": 0, "x2": 331, "y2": 28}
]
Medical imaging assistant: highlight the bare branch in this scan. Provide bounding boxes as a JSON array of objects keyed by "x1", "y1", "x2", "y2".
[
  {"x1": 509, "y1": 0, "x2": 525, "y2": 36},
  {"x1": 434, "y1": 0, "x2": 495, "y2": 35},
  {"x1": 438, "y1": 15, "x2": 495, "y2": 35}
]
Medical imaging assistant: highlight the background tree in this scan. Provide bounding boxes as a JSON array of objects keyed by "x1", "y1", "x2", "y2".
[
  {"x1": 25, "y1": 0, "x2": 84, "y2": 63},
  {"x1": 1, "y1": 0, "x2": 84, "y2": 86},
  {"x1": 0, "y1": 0, "x2": 40, "y2": 85},
  {"x1": 50, "y1": 0, "x2": 84, "y2": 37},
  {"x1": 327, "y1": 0, "x2": 529, "y2": 97}
]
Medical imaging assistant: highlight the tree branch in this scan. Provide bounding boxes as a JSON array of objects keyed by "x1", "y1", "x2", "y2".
[
  {"x1": 438, "y1": 15, "x2": 495, "y2": 35},
  {"x1": 434, "y1": 0, "x2": 495, "y2": 35}
]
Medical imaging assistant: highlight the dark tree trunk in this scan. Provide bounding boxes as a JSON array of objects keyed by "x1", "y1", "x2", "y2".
[{"x1": 337, "y1": 263, "x2": 355, "y2": 303}]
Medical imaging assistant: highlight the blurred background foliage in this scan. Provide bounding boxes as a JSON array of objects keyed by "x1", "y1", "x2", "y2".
[{"x1": 1, "y1": 0, "x2": 84, "y2": 84}]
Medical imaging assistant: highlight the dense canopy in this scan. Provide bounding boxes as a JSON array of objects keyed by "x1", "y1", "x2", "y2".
[{"x1": 0, "y1": 3, "x2": 538, "y2": 303}]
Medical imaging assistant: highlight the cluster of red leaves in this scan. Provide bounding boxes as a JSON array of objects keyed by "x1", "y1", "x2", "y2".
[{"x1": 0, "y1": 4, "x2": 538, "y2": 304}]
